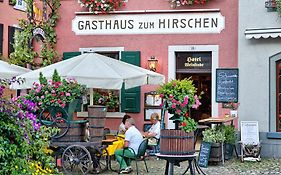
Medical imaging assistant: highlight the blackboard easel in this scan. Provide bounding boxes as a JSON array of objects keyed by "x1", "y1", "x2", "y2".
[
  {"x1": 216, "y1": 68, "x2": 239, "y2": 103},
  {"x1": 198, "y1": 141, "x2": 211, "y2": 168}
]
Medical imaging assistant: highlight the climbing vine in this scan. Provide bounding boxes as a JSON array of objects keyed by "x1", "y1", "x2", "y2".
[
  {"x1": 276, "y1": 0, "x2": 281, "y2": 16},
  {"x1": 9, "y1": 0, "x2": 61, "y2": 68}
]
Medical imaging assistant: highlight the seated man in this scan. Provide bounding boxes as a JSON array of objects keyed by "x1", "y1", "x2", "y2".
[
  {"x1": 115, "y1": 118, "x2": 143, "y2": 174},
  {"x1": 143, "y1": 112, "x2": 160, "y2": 146}
]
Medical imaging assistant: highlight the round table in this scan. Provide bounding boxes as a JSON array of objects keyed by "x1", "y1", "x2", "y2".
[{"x1": 156, "y1": 153, "x2": 205, "y2": 175}]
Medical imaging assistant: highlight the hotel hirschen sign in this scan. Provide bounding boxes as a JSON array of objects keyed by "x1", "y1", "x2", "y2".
[{"x1": 72, "y1": 11, "x2": 225, "y2": 35}]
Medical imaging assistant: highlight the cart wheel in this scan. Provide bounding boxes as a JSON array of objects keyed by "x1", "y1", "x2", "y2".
[
  {"x1": 39, "y1": 108, "x2": 55, "y2": 126},
  {"x1": 62, "y1": 145, "x2": 92, "y2": 175},
  {"x1": 52, "y1": 117, "x2": 70, "y2": 139}
]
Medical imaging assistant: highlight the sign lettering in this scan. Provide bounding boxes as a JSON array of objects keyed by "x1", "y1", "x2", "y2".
[
  {"x1": 72, "y1": 12, "x2": 225, "y2": 35},
  {"x1": 216, "y1": 69, "x2": 239, "y2": 102}
]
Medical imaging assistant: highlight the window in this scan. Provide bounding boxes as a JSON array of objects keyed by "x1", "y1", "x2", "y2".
[
  {"x1": 8, "y1": 26, "x2": 17, "y2": 56},
  {"x1": 64, "y1": 49, "x2": 141, "y2": 113},
  {"x1": 276, "y1": 60, "x2": 281, "y2": 131}
]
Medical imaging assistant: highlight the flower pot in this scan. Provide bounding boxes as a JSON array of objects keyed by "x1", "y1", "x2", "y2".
[
  {"x1": 224, "y1": 143, "x2": 234, "y2": 160},
  {"x1": 160, "y1": 129, "x2": 195, "y2": 155},
  {"x1": 209, "y1": 143, "x2": 223, "y2": 162}
]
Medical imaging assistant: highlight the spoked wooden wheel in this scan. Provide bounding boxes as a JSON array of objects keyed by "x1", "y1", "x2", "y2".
[
  {"x1": 39, "y1": 107, "x2": 70, "y2": 138},
  {"x1": 62, "y1": 145, "x2": 92, "y2": 175}
]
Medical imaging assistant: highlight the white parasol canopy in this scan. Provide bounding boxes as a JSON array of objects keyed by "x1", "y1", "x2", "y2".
[
  {"x1": 0, "y1": 60, "x2": 31, "y2": 79},
  {"x1": 11, "y1": 53, "x2": 165, "y2": 104}
]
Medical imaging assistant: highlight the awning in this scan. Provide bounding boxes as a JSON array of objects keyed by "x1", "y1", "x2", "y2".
[{"x1": 245, "y1": 28, "x2": 281, "y2": 39}]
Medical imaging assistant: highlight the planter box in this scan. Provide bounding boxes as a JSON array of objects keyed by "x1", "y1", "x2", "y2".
[{"x1": 224, "y1": 143, "x2": 234, "y2": 160}]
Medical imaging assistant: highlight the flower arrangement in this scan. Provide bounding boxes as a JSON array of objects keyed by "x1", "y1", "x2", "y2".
[
  {"x1": 0, "y1": 80, "x2": 59, "y2": 175},
  {"x1": 24, "y1": 70, "x2": 86, "y2": 110},
  {"x1": 78, "y1": 0, "x2": 125, "y2": 14},
  {"x1": 93, "y1": 90, "x2": 119, "y2": 110},
  {"x1": 223, "y1": 100, "x2": 240, "y2": 110},
  {"x1": 170, "y1": 0, "x2": 209, "y2": 8},
  {"x1": 157, "y1": 78, "x2": 201, "y2": 132}
]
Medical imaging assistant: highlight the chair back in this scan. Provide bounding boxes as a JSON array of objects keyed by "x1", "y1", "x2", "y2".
[
  {"x1": 241, "y1": 121, "x2": 260, "y2": 145},
  {"x1": 136, "y1": 139, "x2": 148, "y2": 157}
]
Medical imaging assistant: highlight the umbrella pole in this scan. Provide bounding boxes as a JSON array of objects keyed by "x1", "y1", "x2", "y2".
[{"x1": 90, "y1": 88, "x2": 94, "y2": 105}]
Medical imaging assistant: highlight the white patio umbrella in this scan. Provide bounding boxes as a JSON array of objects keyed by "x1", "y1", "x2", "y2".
[
  {"x1": 0, "y1": 60, "x2": 31, "y2": 79},
  {"x1": 11, "y1": 53, "x2": 165, "y2": 104}
]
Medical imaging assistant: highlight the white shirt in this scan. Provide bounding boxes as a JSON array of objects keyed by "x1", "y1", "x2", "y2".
[
  {"x1": 118, "y1": 123, "x2": 126, "y2": 134},
  {"x1": 148, "y1": 121, "x2": 160, "y2": 139},
  {"x1": 125, "y1": 126, "x2": 143, "y2": 154}
]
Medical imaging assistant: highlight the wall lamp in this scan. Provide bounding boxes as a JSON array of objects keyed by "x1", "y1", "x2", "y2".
[{"x1": 147, "y1": 56, "x2": 158, "y2": 72}]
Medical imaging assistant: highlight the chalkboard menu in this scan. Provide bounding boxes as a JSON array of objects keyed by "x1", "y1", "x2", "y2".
[
  {"x1": 216, "y1": 68, "x2": 239, "y2": 102},
  {"x1": 198, "y1": 141, "x2": 211, "y2": 168}
]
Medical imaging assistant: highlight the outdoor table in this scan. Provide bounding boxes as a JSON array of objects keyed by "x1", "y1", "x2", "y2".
[
  {"x1": 198, "y1": 116, "x2": 237, "y2": 126},
  {"x1": 198, "y1": 116, "x2": 238, "y2": 165},
  {"x1": 156, "y1": 153, "x2": 205, "y2": 175},
  {"x1": 101, "y1": 137, "x2": 124, "y2": 172}
]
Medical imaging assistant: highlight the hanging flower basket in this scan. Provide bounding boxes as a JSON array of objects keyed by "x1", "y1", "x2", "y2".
[
  {"x1": 79, "y1": 0, "x2": 125, "y2": 14},
  {"x1": 169, "y1": 0, "x2": 210, "y2": 8}
]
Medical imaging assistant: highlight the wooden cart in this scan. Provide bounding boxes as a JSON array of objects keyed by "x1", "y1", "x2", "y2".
[{"x1": 39, "y1": 105, "x2": 109, "y2": 175}]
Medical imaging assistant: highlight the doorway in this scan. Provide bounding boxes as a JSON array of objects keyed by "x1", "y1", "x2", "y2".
[{"x1": 176, "y1": 73, "x2": 212, "y2": 122}]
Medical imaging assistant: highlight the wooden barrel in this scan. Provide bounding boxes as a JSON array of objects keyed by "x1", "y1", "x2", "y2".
[
  {"x1": 209, "y1": 143, "x2": 223, "y2": 162},
  {"x1": 87, "y1": 105, "x2": 107, "y2": 142},
  {"x1": 160, "y1": 129, "x2": 195, "y2": 155},
  {"x1": 52, "y1": 120, "x2": 87, "y2": 142}
]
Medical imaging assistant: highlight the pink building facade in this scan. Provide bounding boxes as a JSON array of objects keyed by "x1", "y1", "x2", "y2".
[{"x1": 0, "y1": 0, "x2": 238, "y2": 131}]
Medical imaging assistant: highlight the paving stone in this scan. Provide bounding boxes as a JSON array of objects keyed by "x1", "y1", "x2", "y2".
[{"x1": 84, "y1": 156, "x2": 281, "y2": 175}]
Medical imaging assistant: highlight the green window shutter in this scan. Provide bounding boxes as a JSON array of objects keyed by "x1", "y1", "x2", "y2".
[
  {"x1": 63, "y1": 52, "x2": 81, "y2": 60},
  {"x1": 121, "y1": 51, "x2": 141, "y2": 113}
]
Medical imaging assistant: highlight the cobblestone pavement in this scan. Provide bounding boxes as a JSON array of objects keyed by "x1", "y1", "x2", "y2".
[{"x1": 84, "y1": 157, "x2": 281, "y2": 175}]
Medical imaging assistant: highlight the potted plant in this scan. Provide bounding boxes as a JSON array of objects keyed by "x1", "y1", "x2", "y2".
[
  {"x1": 78, "y1": 0, "x2": 125, "y2": 14},
  {"x1": 93, "y1": 90, "x2": 119, "y2": 112},
  {"x1": 23, "y1": 70, "x2": 86, "y2": 120},
  {"x1": 202, "y1": 127, "x2": 225, "y2": 162},
  {"x1": 223, "y1": 125, "x2": 237, "y2": 160},
  {"x1": 157, "y1": 78, "x2": 201, "y2": 155},
  {"x1": 169, "y1": 0, "x2": 210, "y2": 8}
]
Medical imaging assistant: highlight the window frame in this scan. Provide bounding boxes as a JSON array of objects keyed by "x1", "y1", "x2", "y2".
[{"x1": 79, "y1": 47, "x2": 124, "y2": 113}]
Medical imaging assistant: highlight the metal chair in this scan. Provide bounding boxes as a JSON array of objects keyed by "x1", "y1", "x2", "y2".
[
  {"x1": 147, "y1": 136, "x2": 160, "y2": 156},
  {"x1": 119, "y1": 139, "x2": 149, "y2": 175}
]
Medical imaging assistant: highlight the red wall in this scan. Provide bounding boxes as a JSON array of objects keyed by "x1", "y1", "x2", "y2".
[
  {"x1": 0, "y1": 0, "x2": 238, "y2": 130},
  {"x1": 0, "y1": 2, "x2": 26, "y2": 57}
]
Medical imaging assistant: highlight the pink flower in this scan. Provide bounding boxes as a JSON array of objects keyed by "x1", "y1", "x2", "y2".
[
  {"x1": 66, "y1": 93, "x2": 71, "y2": 96},
  {"x1": 171, "y1": 104, "x2": 176, "y2": 109},
  {"x1": 183, "y1": 96, "x2": 189, "y2": 105},
  {"x1": 159, "y1": 94, "x2": 164, "y2": 98},
  {"x1": 169, "y1": 94, "x2": 174, "y2": 99}
]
